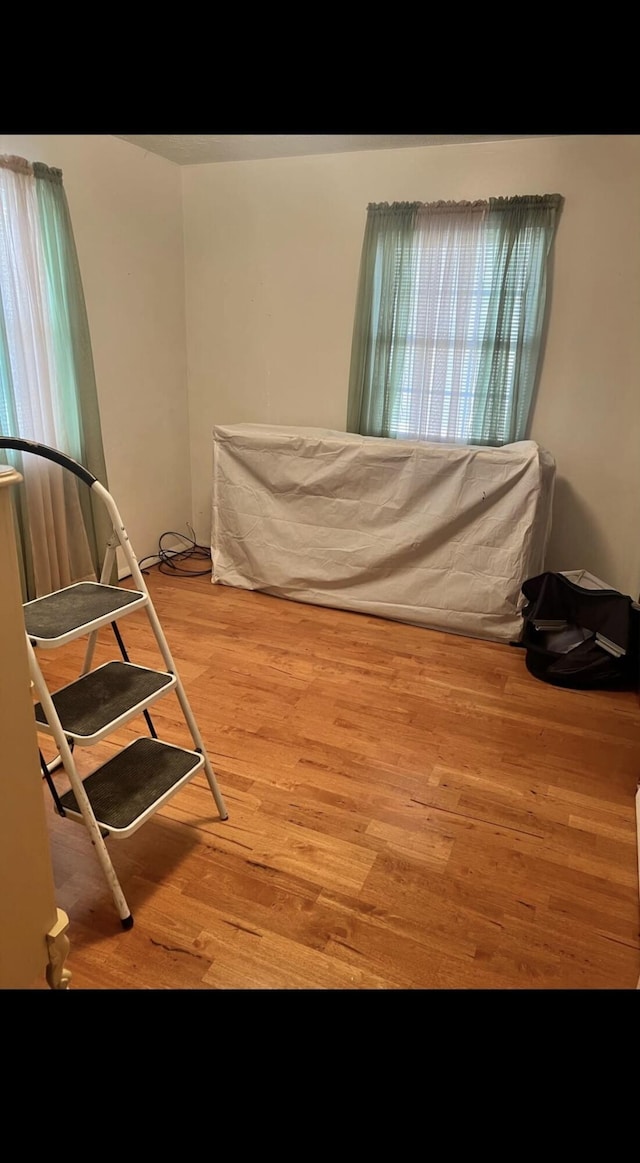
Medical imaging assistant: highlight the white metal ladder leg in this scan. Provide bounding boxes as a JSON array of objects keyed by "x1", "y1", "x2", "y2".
[
  {"x1": 92, "y1": 480, "x2": 228, "y2": 822},
  {"x1": 29, "y1": 640, "x2": 134, "y2": 927}
]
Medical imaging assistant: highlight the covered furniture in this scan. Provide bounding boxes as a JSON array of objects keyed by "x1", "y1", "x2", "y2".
[{"x1": 211, "y1": 424, "x2": 556, "y2": 643}]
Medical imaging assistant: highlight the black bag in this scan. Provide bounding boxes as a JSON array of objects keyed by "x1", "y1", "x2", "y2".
[{"x1": 519, "y1": 571, "x2": 639, "y2": 690}]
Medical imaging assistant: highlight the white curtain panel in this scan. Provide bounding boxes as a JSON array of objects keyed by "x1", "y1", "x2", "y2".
[{"x1": 0, "y1": 157, "x2": 95, "y2": 595}]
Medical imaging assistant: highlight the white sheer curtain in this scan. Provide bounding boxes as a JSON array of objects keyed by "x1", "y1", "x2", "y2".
[
  {"x1": 399, "y1": 201, "x2": 488, "y2": 441},
  {"x1": 0, "y1": 156, "x2": 96, "y2": 596}
]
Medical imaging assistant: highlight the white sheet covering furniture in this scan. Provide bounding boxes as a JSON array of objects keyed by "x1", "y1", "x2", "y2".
[{"x1": 211, "y1": 424, "x2": 556, "y2": 643}]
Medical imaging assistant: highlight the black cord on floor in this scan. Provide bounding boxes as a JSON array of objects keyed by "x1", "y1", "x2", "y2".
[{"x1": 138, "y1": 526, "x2": 212, "y2": 577}]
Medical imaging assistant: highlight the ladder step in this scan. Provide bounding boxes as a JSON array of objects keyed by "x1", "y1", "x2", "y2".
[
  {"x1": 34, "y1": 661, "x2": 176, "y2": 744},
  {"x1": 24, "y1": 581, "x2": 147, "y2": 647},
  {"x1": 58, "y1": 737, "x2": 205, "y2": 837}
]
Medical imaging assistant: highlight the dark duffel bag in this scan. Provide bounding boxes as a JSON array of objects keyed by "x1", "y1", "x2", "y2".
[{"x1": 519, "y1": 571, "x2": 639, "y2": 690}]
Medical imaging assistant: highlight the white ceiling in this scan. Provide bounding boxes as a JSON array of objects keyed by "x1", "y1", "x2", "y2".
[{"x1": 112, "y1": 134, "x2": 550, "y2": 166}]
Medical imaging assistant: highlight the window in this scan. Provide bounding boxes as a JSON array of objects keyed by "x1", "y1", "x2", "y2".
[{"x1": 347, "y1": 195, "x2": 563, "y2": 447}]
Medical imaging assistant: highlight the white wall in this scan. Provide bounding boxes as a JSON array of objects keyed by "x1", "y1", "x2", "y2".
[
  {"x1": 2, "y1": 135, "x2": 639, "y2": 600},
  {"x1": 183, "y1": 135, "x2": 640, "y2": 598},
  {"x1": 0, "y1": 134, "x2": 191, "y2": 569}
]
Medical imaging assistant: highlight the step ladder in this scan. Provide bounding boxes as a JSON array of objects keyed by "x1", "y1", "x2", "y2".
[{"x1": 0, "y1": 437, "x2": 228, "y2": 930}]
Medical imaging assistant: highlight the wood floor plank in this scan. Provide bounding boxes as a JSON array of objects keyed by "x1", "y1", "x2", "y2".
[{"x1": 32, "y1": 566, "x2": 640, "y2": 990}]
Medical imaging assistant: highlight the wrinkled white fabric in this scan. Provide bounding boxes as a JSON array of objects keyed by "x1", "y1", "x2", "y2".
[{"x1": 211, "y1": 424, "x2": 556, "y2": 643}]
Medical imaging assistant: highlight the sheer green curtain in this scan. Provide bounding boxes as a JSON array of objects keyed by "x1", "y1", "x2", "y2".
[
  {"x1": 470, "y1": 195, "x2": 563, "y2": 444},
  {"x1": 0, "y1": 155, "x2": 111, "y2": 598},
  {"x1": 346, "y1": 201, "x2": 420, "y2": 435},
  {"x1": 347, "y1": 194, "x2": 563, "y2": 447}
]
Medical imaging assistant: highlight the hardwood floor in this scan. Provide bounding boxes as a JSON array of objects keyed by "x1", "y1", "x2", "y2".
[{"x1": 35, "y1": 566, "x2": 640, "y2": 990}]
